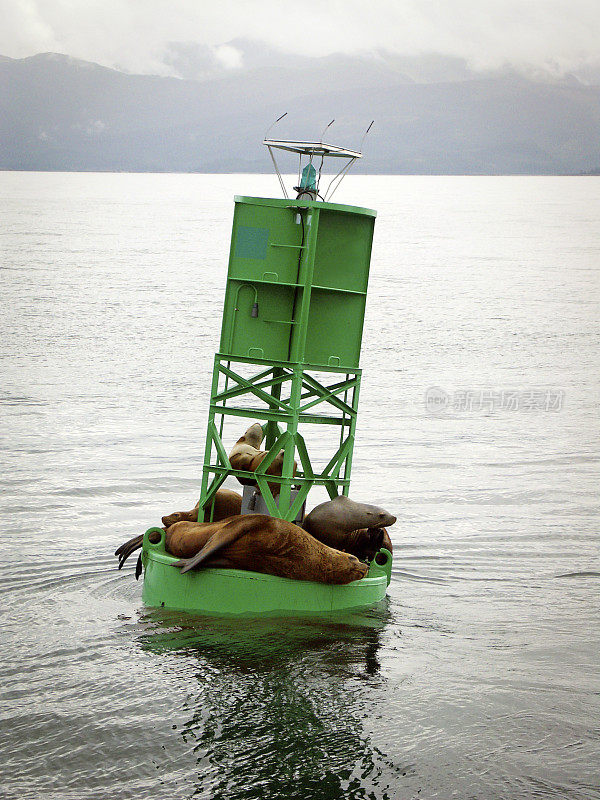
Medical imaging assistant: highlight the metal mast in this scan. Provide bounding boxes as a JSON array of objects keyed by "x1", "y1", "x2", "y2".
[{"x1": 196, "y1": 136, "x2": 376, "y2": 523}]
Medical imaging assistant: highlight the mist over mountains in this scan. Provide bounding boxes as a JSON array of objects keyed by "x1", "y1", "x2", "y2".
[{"x1": 1, "y1": 40, "x2": 599, "y2": 174}]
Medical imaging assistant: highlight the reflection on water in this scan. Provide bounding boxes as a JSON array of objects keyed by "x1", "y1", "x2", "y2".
[{"x1": 137, "y1": 607, "x2": 399, "y2": 800}]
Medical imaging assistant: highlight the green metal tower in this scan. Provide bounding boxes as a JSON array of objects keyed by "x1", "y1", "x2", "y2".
[{"x1": 198, "y1": 135, "x2": 376, "y2": 524}]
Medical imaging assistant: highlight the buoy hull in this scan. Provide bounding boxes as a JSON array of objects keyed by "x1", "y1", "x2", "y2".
[{"x1": 141, "y1": 528, "x2": 392, "y2": 616}]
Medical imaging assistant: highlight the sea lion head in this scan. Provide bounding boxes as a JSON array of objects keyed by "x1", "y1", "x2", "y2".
[
  {"x1": 162, "y1": 500, "x2": 200, "y2": 527},
  {"x1": 238, "y1": 422, "x2": 264, "y2": 448},
  {"x1": 162, "y1": 510, "x2": 185, "y2": 527},
  {"x1": 363, "y1": 506, "x2": 396, "y2": 528},
  {"x1": 333, "y1": 495, "x2": 396, "y2": 528},
  {"x1": 229, "y1": 424, "x2": 266, "y2": 486},
  {"x1": 306, "y1": 495, "x2": 396, "y2": 533},
  {"x1": 328, "y1": 550, "x2": 369, "y2": 584}
]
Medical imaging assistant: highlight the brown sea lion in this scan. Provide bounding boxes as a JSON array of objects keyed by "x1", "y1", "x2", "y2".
[
  {"x1": 115, "y1": 488, "x2": 243, "y2": 575},
  {"x1": 228, "y1": 422, "x2": 297, "y2": 494},
  {"x1": 115, "y1": 514, "x2": 368, "y2": 584},
  {"x1": 303, "y1": 495, "x2": 396, "y2": 557},
  {"x1": 166, "y1": 515, "x2": 368, "y2": 584},
  {"x1": 161, "y1": 487, "x2": 242, "y2": 527}
]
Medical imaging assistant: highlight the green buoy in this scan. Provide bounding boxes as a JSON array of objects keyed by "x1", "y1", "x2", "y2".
[{"x1": 142, "y1": 124, "x2": 389, "y2": 615}]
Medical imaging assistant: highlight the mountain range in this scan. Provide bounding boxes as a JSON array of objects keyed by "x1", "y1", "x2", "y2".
[{"x1": 1, "y1": 41, "x2": 599, "y2": 174}]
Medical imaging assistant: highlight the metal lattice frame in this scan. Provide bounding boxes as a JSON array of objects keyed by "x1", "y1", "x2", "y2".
[{"x1": 198, "y1": 355, "x2": 361, "y2": 522}]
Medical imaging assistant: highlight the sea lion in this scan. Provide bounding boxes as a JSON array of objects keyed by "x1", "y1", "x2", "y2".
[
  {"x1": 161, "y1": 487, "x2": 242, "y2": 527},
  {"x1": 228, "y1": 423, "x2": 297, "y2": 494},
  {"x1": 303, "y1": 495, "x2": 396, "y2": 557},
  {"x1": 166, "y1": 515, "x2": 368, "y2": 584},
  {"x1": 115, "y1": 488, "x2": 243, "y2": 575},
  {"x1": 115, "y1": 514, "x2": 368, "y2": 584}
]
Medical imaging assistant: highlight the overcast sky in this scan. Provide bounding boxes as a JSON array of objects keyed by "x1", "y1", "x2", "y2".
[{"x1": 1, "y1": 0, "x2": 599, "y2": 76}]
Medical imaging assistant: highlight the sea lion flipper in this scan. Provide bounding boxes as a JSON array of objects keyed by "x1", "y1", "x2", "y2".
[
  {"x1": 114, "y1": 533, "x2": 143, "y2": 558},
  {"x1": 175, "y1": 519, "x2": 247, "y2": 574},
  {"x1": 115, "y1": 534, "x2": 144, "y2": 569}
]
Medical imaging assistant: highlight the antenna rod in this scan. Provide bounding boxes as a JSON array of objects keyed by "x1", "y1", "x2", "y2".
[
  {"x1": 358, "y1": 120, "x2": 374, "y2": 153},
  {"x1": 319, "y1": 119, "x2": 335, "y2": 143},
  {"x1": 264, "y1": 112, "x2": 288, "y2": 140}
]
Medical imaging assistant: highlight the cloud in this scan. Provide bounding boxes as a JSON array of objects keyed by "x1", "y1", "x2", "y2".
[
  {"x1": 213, "y1": 44, "x2": 243, "y2": 70},
  {"x1": 0, "y1": 0, "x2": 599, "y2": 77},
  {"x1": 0, "y1": 0, "x2": 59, "y2": 54},
  {"x1": 163, "y1": 41, "x2": 243, "y2": 79}
]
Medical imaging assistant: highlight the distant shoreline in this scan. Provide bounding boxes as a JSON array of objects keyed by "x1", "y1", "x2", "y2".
[
  {"x1": 1, "y1": 168, "x2": 598, "y2": 177},
  {"x1": 4, "y1": 51, "x2": 599, "y2": 179}
]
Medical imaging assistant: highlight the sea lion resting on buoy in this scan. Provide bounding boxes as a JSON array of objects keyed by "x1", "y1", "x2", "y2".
[
  {"x1": 166, "y1": 515, "x2": 368, "y2": 584},
  {"x1": 303, "y1": 495, "x2": 396, "y2": 558},
  {"x1": 228, "y1": 423, "x2": 297, "y2": 495},
  {"x1": 114, "y1": 515, "x2": 368, "y2": 584},
  {"x1": 161, "y1": 487, "x2": 242, "y2": 527},
  {"x1": 115, "y1": 488, "x2": 242, "y2": 574}
]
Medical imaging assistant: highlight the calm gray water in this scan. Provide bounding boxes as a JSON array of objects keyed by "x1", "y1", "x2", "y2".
[{"x1": 1, "y1": 172, "x2": 599, "y2": 800}]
